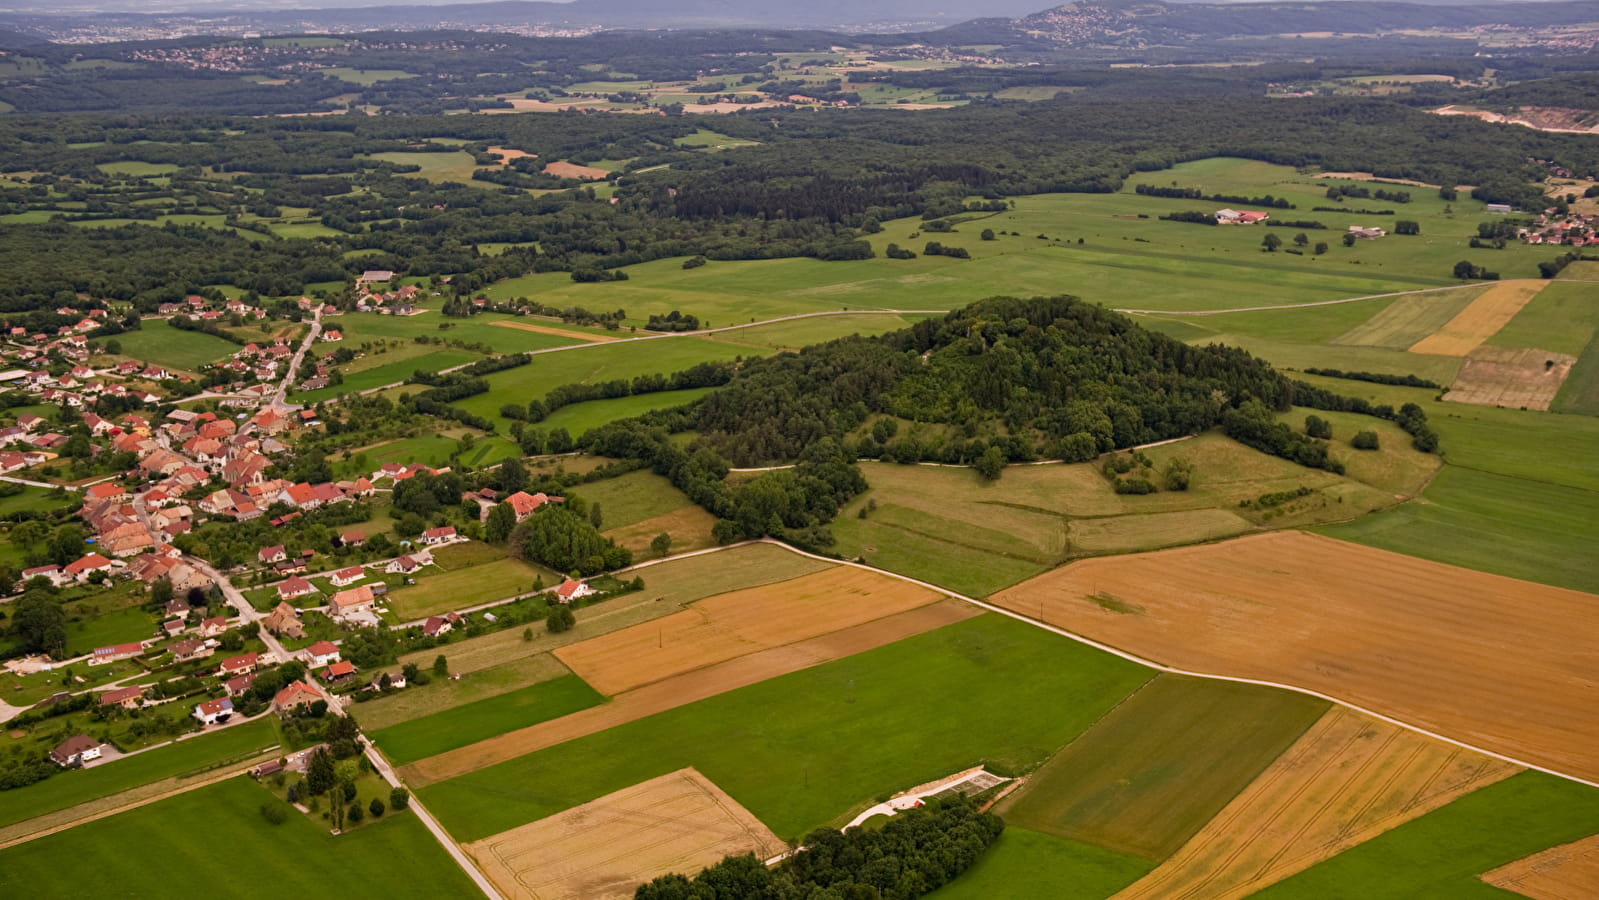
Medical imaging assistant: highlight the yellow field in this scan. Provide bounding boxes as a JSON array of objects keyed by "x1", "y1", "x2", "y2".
[
  {"x1": 554, "y1": 566, "x2": 943, "y2": 695},
  {"x1": 1409, "y1": 280, "x2": 1545, "y2": 355},
  {"x1": 1114, "y1": 706, "x2": 1519, "y2": 899},
  {"x1": 1481, "y1": 832, "x2": 1599, "y2": 899},
  {"x1": 465, "y1": 768, "x2": 784, "y2": 900},
  {"x1": 489, "y1": 319, "x2": 617, "y2": 342}
]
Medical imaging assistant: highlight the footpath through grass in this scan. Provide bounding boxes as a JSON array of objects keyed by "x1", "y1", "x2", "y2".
[
  {"x1": 370, "y1": 674, "x2": 604, "y2": 765},
  {"x1": 1252, "y1": 771, "x2": 1599, "y2": 899},
  {"x1": 419, "y1": 613, "x2": 1153, "y2": 843},
  {"x1": 0, "y1": 777, "x2": 477, "y2": 898},
  {"x1": 0, "y1": 718, "x2": 278, "y2": 829}
]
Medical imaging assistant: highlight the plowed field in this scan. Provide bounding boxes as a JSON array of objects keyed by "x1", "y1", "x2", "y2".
[
  {"x1": 1114, "y1": 706, "x2": 1519, "y2": 899},
  {"x1": 992, "y1": 531, "x2": 1599, "y2": 782},
  {"x1": 555, "y1": 566, "x2": 944, "y2": 695},
  {"x1": 465, "y1": 768, "x2": 782, "y2": 900},
  {"x1": 1410, "y1": 280, "x2": 1544, "y2": 355}
]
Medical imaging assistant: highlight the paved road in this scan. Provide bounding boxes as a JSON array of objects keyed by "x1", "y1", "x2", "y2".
[
  {"x1": 364, "y1": 743, "x2": 507, "y2": 900},
  {"x1": 272, "y1": 309, "x2": 323, "y2": 410}
]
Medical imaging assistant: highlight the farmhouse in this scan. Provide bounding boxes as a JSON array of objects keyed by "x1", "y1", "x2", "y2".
[
  {"x1": 387, "y1": 554, "x2": 425, "y2": 575},
  {"x1": 98, "y1": 685, "x2": 144, "y2": 709},
  {"x1": 193, "y1": 697, "x2": 233, "y2": 726},
  {"x1": 555, "y1": 578, "x2": 597, "y2": 604},
  {"x1": 505, "y1": 491, "x2": 560, "y2": 522},
  {"x1": 422, "y1": 612, "x2": 462, "y2": 637},
  {"x1": 50, "y1": 735, "x2": 103, "y2": 767},
  {"x1": 323, "y1": 659, "x2": 357, "y2": 683},
  {"x1": 64, "y1": 552, "x2": 115, "y2": 582},
  {"x1": 302, "y1": 641, "x2": 341, "y2": 668},
  {"x1": 259, "y1": 545, "x2": 287, "y2": 565},
  {"x1": 1348, "y1": 225, "x2": 1386, "y2": 239},
  {"x1": 271, "y1": 680, "x2": 322, "y2": 717},
  {"x1": 277, "y1": 575, "x2": 317, "y2": 601},
  {"x1": 329, "y1": 585, "x2": 376, "y2": 619},
  {"x1": 358, "y1": 269, "x2": 396, "y2": 284},
  {"x1": 1215, "y1": 209, "x2": 1270, "y2": 225},
  {"x1": 91, "y1": 642, "x2": 145, "y2": 665}
]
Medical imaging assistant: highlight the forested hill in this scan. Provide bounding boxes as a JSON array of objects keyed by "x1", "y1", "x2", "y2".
[
  {"x1": 930, "y1": 0, "x2": 1599, "y2": 46},
  {"x1": 692, "y1": 296, "x2": 1295, "y2": 466}
]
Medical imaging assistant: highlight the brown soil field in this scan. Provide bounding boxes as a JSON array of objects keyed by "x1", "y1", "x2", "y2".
[
  {"x1": 489, "y1": 319, "x2": 617, "y2": 342},
  {"x1": 604, "y1": 505, "x2": 719, "y2": 556},
  {"x1": 554, "y1": 566, "x2": 944, "y2": 696},
  {"x1": 486, "y1": 146, "x2": 535, "y2": 163},
  {"x1": 1444, "y1": 346, "x2": 1576, "y2": 411},
  {"x1": 1410, "y1": 280, "x2": 1545, "y2": 355},
  {"x1": 466, "y1": 767, "x2": 784, "y2": 900},
  {"x1": 992, "y1": 531, "x2": 1599, "y2": 782},
  {"x1": 1114, "y1": 706, "x2": 1519, "y2": 900},
  {"x1": 543, "y1": 160, "x2": 610, "y2": 180},
  {"x1": 403, "y1": 599, "x2": 978, "y2": 785},
  {"x1": 1482, "y1": 832, "x2": 1599, "y2": 899}
]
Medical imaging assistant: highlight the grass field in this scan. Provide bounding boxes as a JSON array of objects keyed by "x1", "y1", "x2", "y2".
[
  {"x1": 1410, "y1": 280, "x2": 1546, "y2": 356},
  {"x1": 1251, "y1": 772, "x2": 1599, "y2": 899},
  {"x1": 1485, "y1": 280, "x2": 1599, "y2": 356},
  {"x1": 537, "y1": 387, "x2": 713, "y2": 436},
  {"x1": 1318, "y1": 466, "x2": 1599, "y2": 593},
  {"x1": 1001, "y1": 675, "x2": 1327, "y2": 861},
  {"x1": 830, "y1": 429, "x2": 1435, "y2": 598},
  {"x1": 1556, "y1": 330, "x2": 1599, "y2": 414},
  {"x1": 367, "y1": 150, "x2": 485, "y2": 184},
  {"x1": 0, "y1": 778, "x2": 478, "y2": 898},
  {"x1": 996, "y1": 530, "x2": 1599, "y2": 784},
  {"x1": 569, "y1": 469, "x2": 696, "y2": 531},
  {"x1": 0, "y1": 718, "x2": 277, "y2": 830},
  {"x1": 706, "y1": 312, "x2": 937, "y2": 350},
  {"x1": 418, "y1": 613, "x2": 1153, "y2": 843},
  {"x1": 1118, "y1": 705, "x2": 1520, "y2": 900},
  {"x1": 291, "y1": 348, "x2": 479, "y2": 403},
  {"x1": 115, "y1": 319, "x2": 240, "y2": 371},
  {"x1": 385, "y1": 543, "x2": 559, "y2": 620},
  {"x1": 1331, "y1": 287, "x2": 1486, "y2": 348},
  {"x1": 932, "y1": 828, "x2": 1156, "y2": 900},
  {"x1": 60, "y1": 606, "x2": 154, "y2": 656},
  {"x1": 318, "y1": 311, "x2": 587, "y2": 355},
  {"x1": 370, "y1": 674, "x2": 604, "y2": 765},
  {"x1": 96, "y1": 161, "x2": 178, "y2": 177},
  {"x1": 321, "y1": 67, "x2": 418, "y2": 85},
  {"x1": 335, "y1": 432, "x2": 463, "y2": 476}
]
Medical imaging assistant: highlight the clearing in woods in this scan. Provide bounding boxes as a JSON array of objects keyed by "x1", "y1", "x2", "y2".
[
  {"x1": 404, "y1": 600, "x2": 980, "y2": 786},
  {"x1": 489, "y1": 319, "x2": 618, "y2": 342},
  {"x1": 1114, "y1": 705, "x2": 1521, "y2": 900},
  {"x1": 544, "y1": 160, "x2": 609, "y2": 179},
  {"x1": 1481, "y1": 832, "x2": 1599, "y2": 899},
  {"x1": 999, "y1": 675, "x2": 1327, "y2": 861},
  {"x1": 991, "y1": 530, "x2": 1599, "y2": 783},
  {"x1": 1444, "y1": 346, "x2": 1578, "y2": 411},
  {"x1": 1408, "y1": 280, "x2": 1544, "y2": 355},
  {"x1": 554, "y1": 566, "x2": 945, "y2": 695},
  {"x1": 465, "y1": 768, "x2": 783, "y2": 900},
  {"x1": 1331, "y1": 286, "x2": 1485, "y2": 348}
]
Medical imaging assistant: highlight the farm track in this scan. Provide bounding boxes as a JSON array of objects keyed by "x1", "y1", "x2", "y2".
[{"x1": 1116, "y1": 280, "x2": 1515, "y2": 315}]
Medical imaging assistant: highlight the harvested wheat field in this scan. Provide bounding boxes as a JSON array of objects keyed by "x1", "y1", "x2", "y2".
[
  {"x1": 489, "y1": 319, "x2": 617, "y2": 342},
  {"x1": 1115, "y1": 706, "x2": 1520, "y2": 900},
  {"x1": 404, "y1": 600, "x2": 978, "y2": 785},
  {"x1": 543, "y1": 160, "x2": 609, "y2": 180},
  {"x1": 1444, "y1": 346, "x2": 1576, "y2": 410},
  {"x1": 466, "y1": 767, "x2": 783, "y2": 900},
  {"x1": 1482, "y1": 832, "x2": 1599, "y2": 900},
  {"x1": 992, "y1": 531, "x2": 1599, "y2": 782},
  {"x1": 555, "y1": 566, "x2": 944, "y2": 695},
  {"x1": 486, "y1": 146, "x2": 535, "y2": 163},
  {"x1": 1410, "y1": 280, "x2": 1544, "y2": 355}
]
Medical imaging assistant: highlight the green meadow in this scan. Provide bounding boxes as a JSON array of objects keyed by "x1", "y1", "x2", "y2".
[
  {"x1": 932, "y1": 828, "x2": 1156, "y2": 900},
  {"x1": 370, "y1": 674, "x2": 604, "y2": 765},
  {"x1": 419, "y1": 614, "x2": 1153, "y2": 842},
  {"x1": 115, "y1": 319, "x2": 240, "y2": 371}
]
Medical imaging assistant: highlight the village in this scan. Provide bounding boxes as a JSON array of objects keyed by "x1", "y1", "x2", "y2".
[{"x1": 0, "y1": 281, "x2": 616, "y2": 813}]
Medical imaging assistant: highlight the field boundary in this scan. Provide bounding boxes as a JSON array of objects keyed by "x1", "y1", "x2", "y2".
[
  {"x1": 739, "y1": 538, "x2": 1599, "y2": 792},
  {"x1": 1115, "y1": 281, "x2": 1508, "y2": 316}
]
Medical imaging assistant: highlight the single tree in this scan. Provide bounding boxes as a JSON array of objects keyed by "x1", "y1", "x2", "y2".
[
  {"x1": 650, "y1": 532, "x2": 672, "y2": 558},
  {"x1": 305, "y1": 747, "x2": 336, "y2": 796},
  {"x1": 432, "y1": 654, "x2": 448, "y2": 677},
  {"x1": 1293, "y1": 232, "x2": 1309, "y2": 247},
  {"x1": 1261, "y1": 233, "x2": 1282, "y2": 252},
  {"x1": 390, "y1": 787, "x2": 410, "y2": 810},
  {"x1": 589, "y1": 502, "x2": 603, "y2": 529}
]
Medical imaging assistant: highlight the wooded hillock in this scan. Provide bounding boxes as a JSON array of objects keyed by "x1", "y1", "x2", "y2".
[{"x1": 694, "y1": 295, "x2": 1296, "y2": 466}]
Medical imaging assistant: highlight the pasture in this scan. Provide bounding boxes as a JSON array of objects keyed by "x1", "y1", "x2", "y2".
[
  {"x1": 370, "y1": 674, "x2": 604, "y2": 765},
  {"x1": 1118, "y1": 705, "x2": 1519, "y2": 900},
  {"x1": 831, "y1": 430, "x2": 1435, "y2": 598},
  {"x1": 385, "y1": 543, "x2": 559, "y2": 620},
  {"x1": 358, "y1": 653, "x2": 572, "y2": 731},
  {"x1": 0, "y1": 778, "x2": 477, "y2": 898},
  {"x1": 465, "y1": 768, "x2": 784, "y2": 900},
  {"x1": 572, "y1": 468, "x2": 719, "y2": 554},
  {"x1": 0, "y1": 717, "x2": 277, "y2": 830},
  {"x1": 290, "y1": 348, "x2": 480, "y2": 403},
  {"x1": 366, "y1": 150, "x2": 486, "y2": 185},
  {"x1": 705, "y1": 312, "x2": 937, "y2": 351},
  {"x1": 999, "y1": 675, "x2": 1326, "y2": 860},
  {"x1": 60, "y1": 606, "x2": 154, "y2": 656},
  {"x1": 416, "y1": 613, "x2": 1153, "y2": 842},
  {"x1": 993, "y1": 530, "x2": 1599, "y2": 783},
  {"x1": 1485, "y1": 279, "x2": 1599, "y2": 356},
  {"x1": 115, "y1": 319, "x2": 240, "y2": 371},
  {"x1": 932, "y1": 829, "x2": 1155, "y2": 900},
  {"x1": 537, "y1": 387, "x2": 714, "y2": 436},
  {"x1": 1251, "y1": 772, "x2": 1599, "y2": 899},
  {"x1": 320, "y1": 67, "x2": 418, "y2": 85},
  {"x1": 553, "y1": 565, "x2": 944, "y2": 695}
]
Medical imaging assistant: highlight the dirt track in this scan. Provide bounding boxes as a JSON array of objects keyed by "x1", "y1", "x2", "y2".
[
  {"x1": 466, "y1": 767, "x2": 782, "y2": 900},
  {"x1": 1482, "y1": 832, "x2": 1599, "y2": 899},
  {"x1": 992, "y1": 531, "x2": 1599, "y2": 783},
  {"x1": 555, "y1": 566, "x2": 942, "y2": 695},
  {"x1": 1114, "y1": 706, "x2": 1518, "y2": 899},
  {"x1": 403, "y1": 599, "x2": 979, "y2": 785}
]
